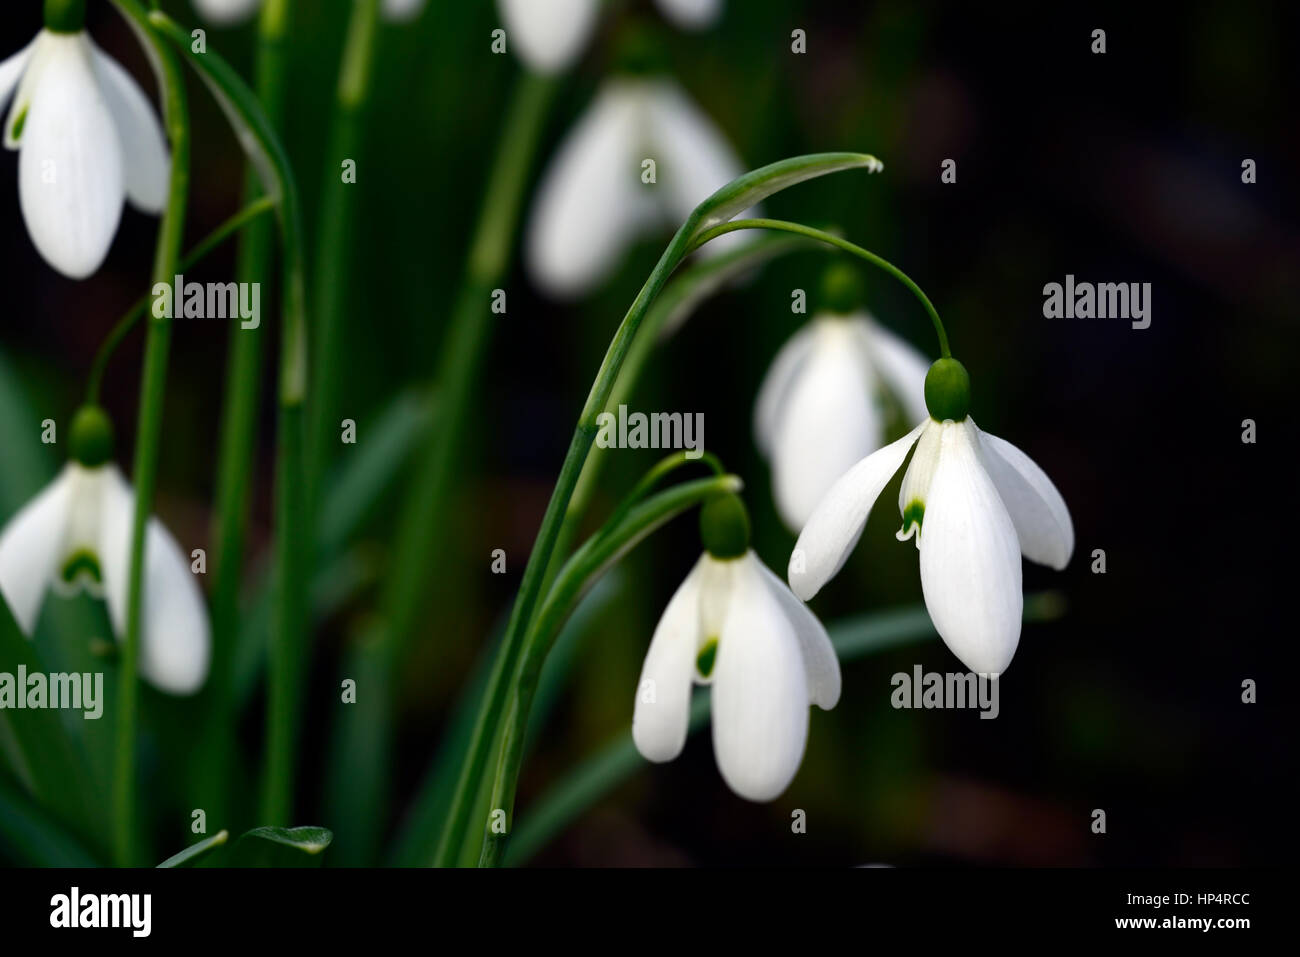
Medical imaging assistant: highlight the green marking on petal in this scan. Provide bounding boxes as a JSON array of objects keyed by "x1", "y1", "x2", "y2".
[
  {"x1": 11, "y1": 106, "x2": 28, "y2": 142},
  {"x1": 695, "y1": 638, "x2": 719, "y2": 680},
  {"x1": 900, "y1": 500, "x2": 925, "y2": 539},
  {"x1": 60, "y1": 549, "x2": 102, "y2": 589}
]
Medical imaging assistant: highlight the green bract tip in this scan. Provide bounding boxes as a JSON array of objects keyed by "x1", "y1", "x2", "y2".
[
  {"x1": 70, "y1": 405, "x2": 114, "y2": 468},
  {"x1": 820, "y1": 262, "x2": 864, "y2": 314},
  {"x1": 45, "y1": 0, "x2": 86, "y2": 33},
  {"x1": 699, "y1": 493, "x2": 750, "y2": 560},
  {"x1": 924, "y1": 357, "x2": 971, "y2": 422}
]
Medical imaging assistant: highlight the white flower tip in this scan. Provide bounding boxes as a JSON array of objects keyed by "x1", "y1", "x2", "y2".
[{"x1": 786, "y1": 548, "x2": 820, "y2": 602}]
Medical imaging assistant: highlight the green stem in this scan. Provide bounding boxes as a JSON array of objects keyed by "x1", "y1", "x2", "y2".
[
  {"x1": 688, "y1": 218, "x2": 951, "y2": 358},
  {"x1": 306, "y1": 0, "x2": 381, "y2": 513},
  {"x1": 477, "y1": 473, "x2": 741, "y2": 867},
  {"x1": 85, "y1": 196, "x2": 275, "y2": 404},
  {"x1": 431, "y1": 214, "x2": 703, "y2": 867},
  {"x1": 202, "y1": 0, "x2": 292, "y2": 833},
  {"x1": 112, "y1": 18, "x2": 190, "y2": 869}
]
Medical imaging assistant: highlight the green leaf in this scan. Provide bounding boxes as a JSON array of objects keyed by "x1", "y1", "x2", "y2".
[
  {"x1": 231, "y1": 826, "x2": 333, "y2": 867},
  {"x1": 157, "y1": 830, "x2": 229, "y2": 868},
  {"x1": 689, "y1": 152, "x2": 883, "y2": 241},
  {"x1": 0, "y1": 778, "x2": 99, "y2": 866},
  {"x1": 0, "y1": 594, "x2": 96, "y2": 835},
  {"x1": 0, "y1": 349, "x2": 55, "y2": 515}
]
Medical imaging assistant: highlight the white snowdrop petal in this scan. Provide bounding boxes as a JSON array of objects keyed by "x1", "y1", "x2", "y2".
[
  {"x1": 192, "y1": 0, "x2": 262, "y2": 27},
  {"x1": 0, "y1": 467, "x2": 75, "y2": 633},
  {"x1": 0, "y1": 36, "x2": 37, "y2": 121},
  {"x1": 525, "y1": 81, "x2": 654, "y2": 297},
  {"x1": 770, "y1": 320, "x2": 882, "y2": 530},
  {"x1": 752, "y1": 556, "x2": 840, "y2": 709},
  {"x1": 918, "y1": 421, "x2": 1023, "y2": 676},
  {"x1": 382, "y1": 0, "x2": 426, "y2": 23},
  {"x1": 99, "y1": 468, "x2": 210, "y2": 695},
  {"x1": 976, "y1": 425, "x2": 1074, "y2": 570},
  {"x1": 18, "y1": 34, "x2": 124, "y2": 279},
  {"x1": 753, "y1": 323, "x2": 815, "y2": 458},
  {"x1": 5, "y1": 33, "x2": 53, "y2": 149},
  {"x1": 856, "y1": 316, "x2": 931, "y2": 426},
  {"x1": 655, "y1": 0, "x2": 723, "y2": 30},
  {"x1": 788, "y1": 420, "x2": 925, "y2": 601},
  {"x1": 91, "y1": 46, "x2": 169, "y2": 213},
  {"x1": 711, "y1": 556, "x2": 809, "y2": 802},
  {"x1": 643, "y1": 79, "x2": 748, "y2": 229},
  {"x1": 498, "y1": 0, "x2": 599, "y2": 75},
  {"x1": 633, "y1": 556, "x2": 706, "y2": 763}
]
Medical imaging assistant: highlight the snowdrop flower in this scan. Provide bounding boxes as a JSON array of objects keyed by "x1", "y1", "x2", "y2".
[
  {"x1": 634, "y1": 494, "x2": 840, "y2": 801},
  {"x1": 0, "y1": 407, "x2": 209, "y2": 695},
  {"x1": 0, "y1": 0, "x2": 169, "y2": 279},
  {"x1": 499, "y1": 0, "x2": 722, "y2": 75},
  {"x1": 193, "y1": 0, "x2": 426, "y2": 28},
  {"x1": 526, "y1": 72, "x2": 751, "y2": 297},
  {"x1": 789, "y1": 358, "x2": 1073, "y2": 676},
  {"x1": 755, "y1": 265, "x2": 930, "y2": 531}
]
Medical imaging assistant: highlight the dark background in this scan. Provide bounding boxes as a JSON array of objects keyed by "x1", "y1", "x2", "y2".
[{"x1": 1, "y1": 0, "x2": 1292, "y2": 866}]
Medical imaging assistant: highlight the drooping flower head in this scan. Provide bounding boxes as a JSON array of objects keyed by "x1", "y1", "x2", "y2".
[
  {"x1": 755, "y1": 264, "x2": 930, "y2": 530},
  {"x1": 789, "y1": 357, "x2": 1073, "y2": 676},
  {"x1": 634, "y1": 493, "x2": 840, "y2": 801},
  {"x1": 0, "y1": 0, "x2": 170, "y2": 279},
  {"x1": 0, "y1": 406, "x2": 210, "y2": 694}
]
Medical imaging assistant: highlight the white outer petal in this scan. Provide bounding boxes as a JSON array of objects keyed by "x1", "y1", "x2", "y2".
[
  {"x1": 711, "y1": 554, "x2": 810, "y2": 802},
  {"x1": 0, "y1": 36, "x2": 37, "y2": 120},
  {"x1": 856, "y1": 316, "x2": 931, "y2": 426},
  {"x1": 975, "y1": 426, "x2": 1074, "y2": 570},
  {"x1": 382, "y1": 0, "x2": 426, "y2": 23},
  {"x1": 655, "y1": 0, "x2": 723, "y2": 30},
  {"x1": 769, "y1": 320, "x2": 882, "y2": 530},
  {"x1": 752, "y1": 556, "x2": 840, "y2": 709},
  {"x1": 0, "y1": 467, "x2": 74, "y2": 633},
  {"x1": 788, "y1": 420, "x2": 925, "y2": 601},
  {"x1": 192, "y1": 0, "x2": 262, "y2": 27},
  {"x1": 91, "y1": 45, "x2": 169, "y2": 213},
  {"x1": 5, "y1": 33, "x2": 54, "y2": 149},
  {"x1": 753, "y1": 323, "x2": 815, "y2": 458},
  {"x1": 18, "y1": 33, "x2": 124, "y2": 279},
  {"x1": 525, "y1": 81, "x2": 653, "y2": 297},
  {"x1": 632, "y1": 556, "x2": 706, "y2": 763},
  {"x1": 918, "y1": 421, "x2": 1023, "y2": 676},
  {"x1": 498, "y1": 0, "x2": 599, "y2": 75},
  {"x1": 642, "y1": 79, "x2": 748, "y2": 231},
  {"x1": 99, "y1": 468, "x2": 210, "y2": 695}
]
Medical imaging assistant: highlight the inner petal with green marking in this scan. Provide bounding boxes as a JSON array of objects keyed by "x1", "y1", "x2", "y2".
[
  {"x1": 58, "y1": 548, "x2": 103, "y2": 594},
  {"x1": 695, "y1": 637, "x2": 719, "y2": 680}
]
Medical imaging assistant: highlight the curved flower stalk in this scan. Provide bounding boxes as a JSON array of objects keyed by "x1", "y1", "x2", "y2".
[
  {"x1": 634, "y1": 494, "x2": 839, "y2": 801},
  {"x1": 499, "y1": 0, "x2": 722, "y2": 75},
  {"x1": 193, "y1": 0, "x2": 425, "y2": 28},
  {"x1": 790, "y1": 359, "x2": 1074, "y2": 676},
  {"x1": 755, "y1": 265, "x2": 930, "y2": 530},
  {"x1": 0, "y1": 407, "x2": 209, "y2": 695},
  {"x1": 0, "y1": 1, "x2": 169, "y2": 278},
  {"x1": 526, "y1": 75, "x2": 753, "y2": 297}
]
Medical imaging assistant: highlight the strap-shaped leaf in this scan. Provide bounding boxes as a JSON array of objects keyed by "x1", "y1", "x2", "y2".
[{"x1": 231, "y1": 826, "x2": 334, "y2": 867}]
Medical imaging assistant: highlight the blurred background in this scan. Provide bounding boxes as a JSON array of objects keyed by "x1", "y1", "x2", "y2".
[{"x1": 0, "y1": 0, "x2": 1292, "y2": 866}]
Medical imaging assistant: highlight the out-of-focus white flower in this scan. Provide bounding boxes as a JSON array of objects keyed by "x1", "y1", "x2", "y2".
[
  {"x1": 0, "y1": 28, "x2": 168, "y2": 279},
  {"x1": 193, "y1": 0, "x2": 425, "y2": 28},
  {"x1": 498, "y1": 0, "x2": 723, "y2": 75},
  {"x1": 0, "y1": 409, "x2": 209, "y2": 695},
  {"x1": 755, "y1": 311, "x2": 930, "y2": 530},
  {"x1": 789, "y1": 360, "x2": 1073, "y2": 676},
  {"x1": 634, "y1": 496, "x2": 839, "y2": 802},
  {"x1": 526, "y1": 76, "x2": 751, "y2": 297}
]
